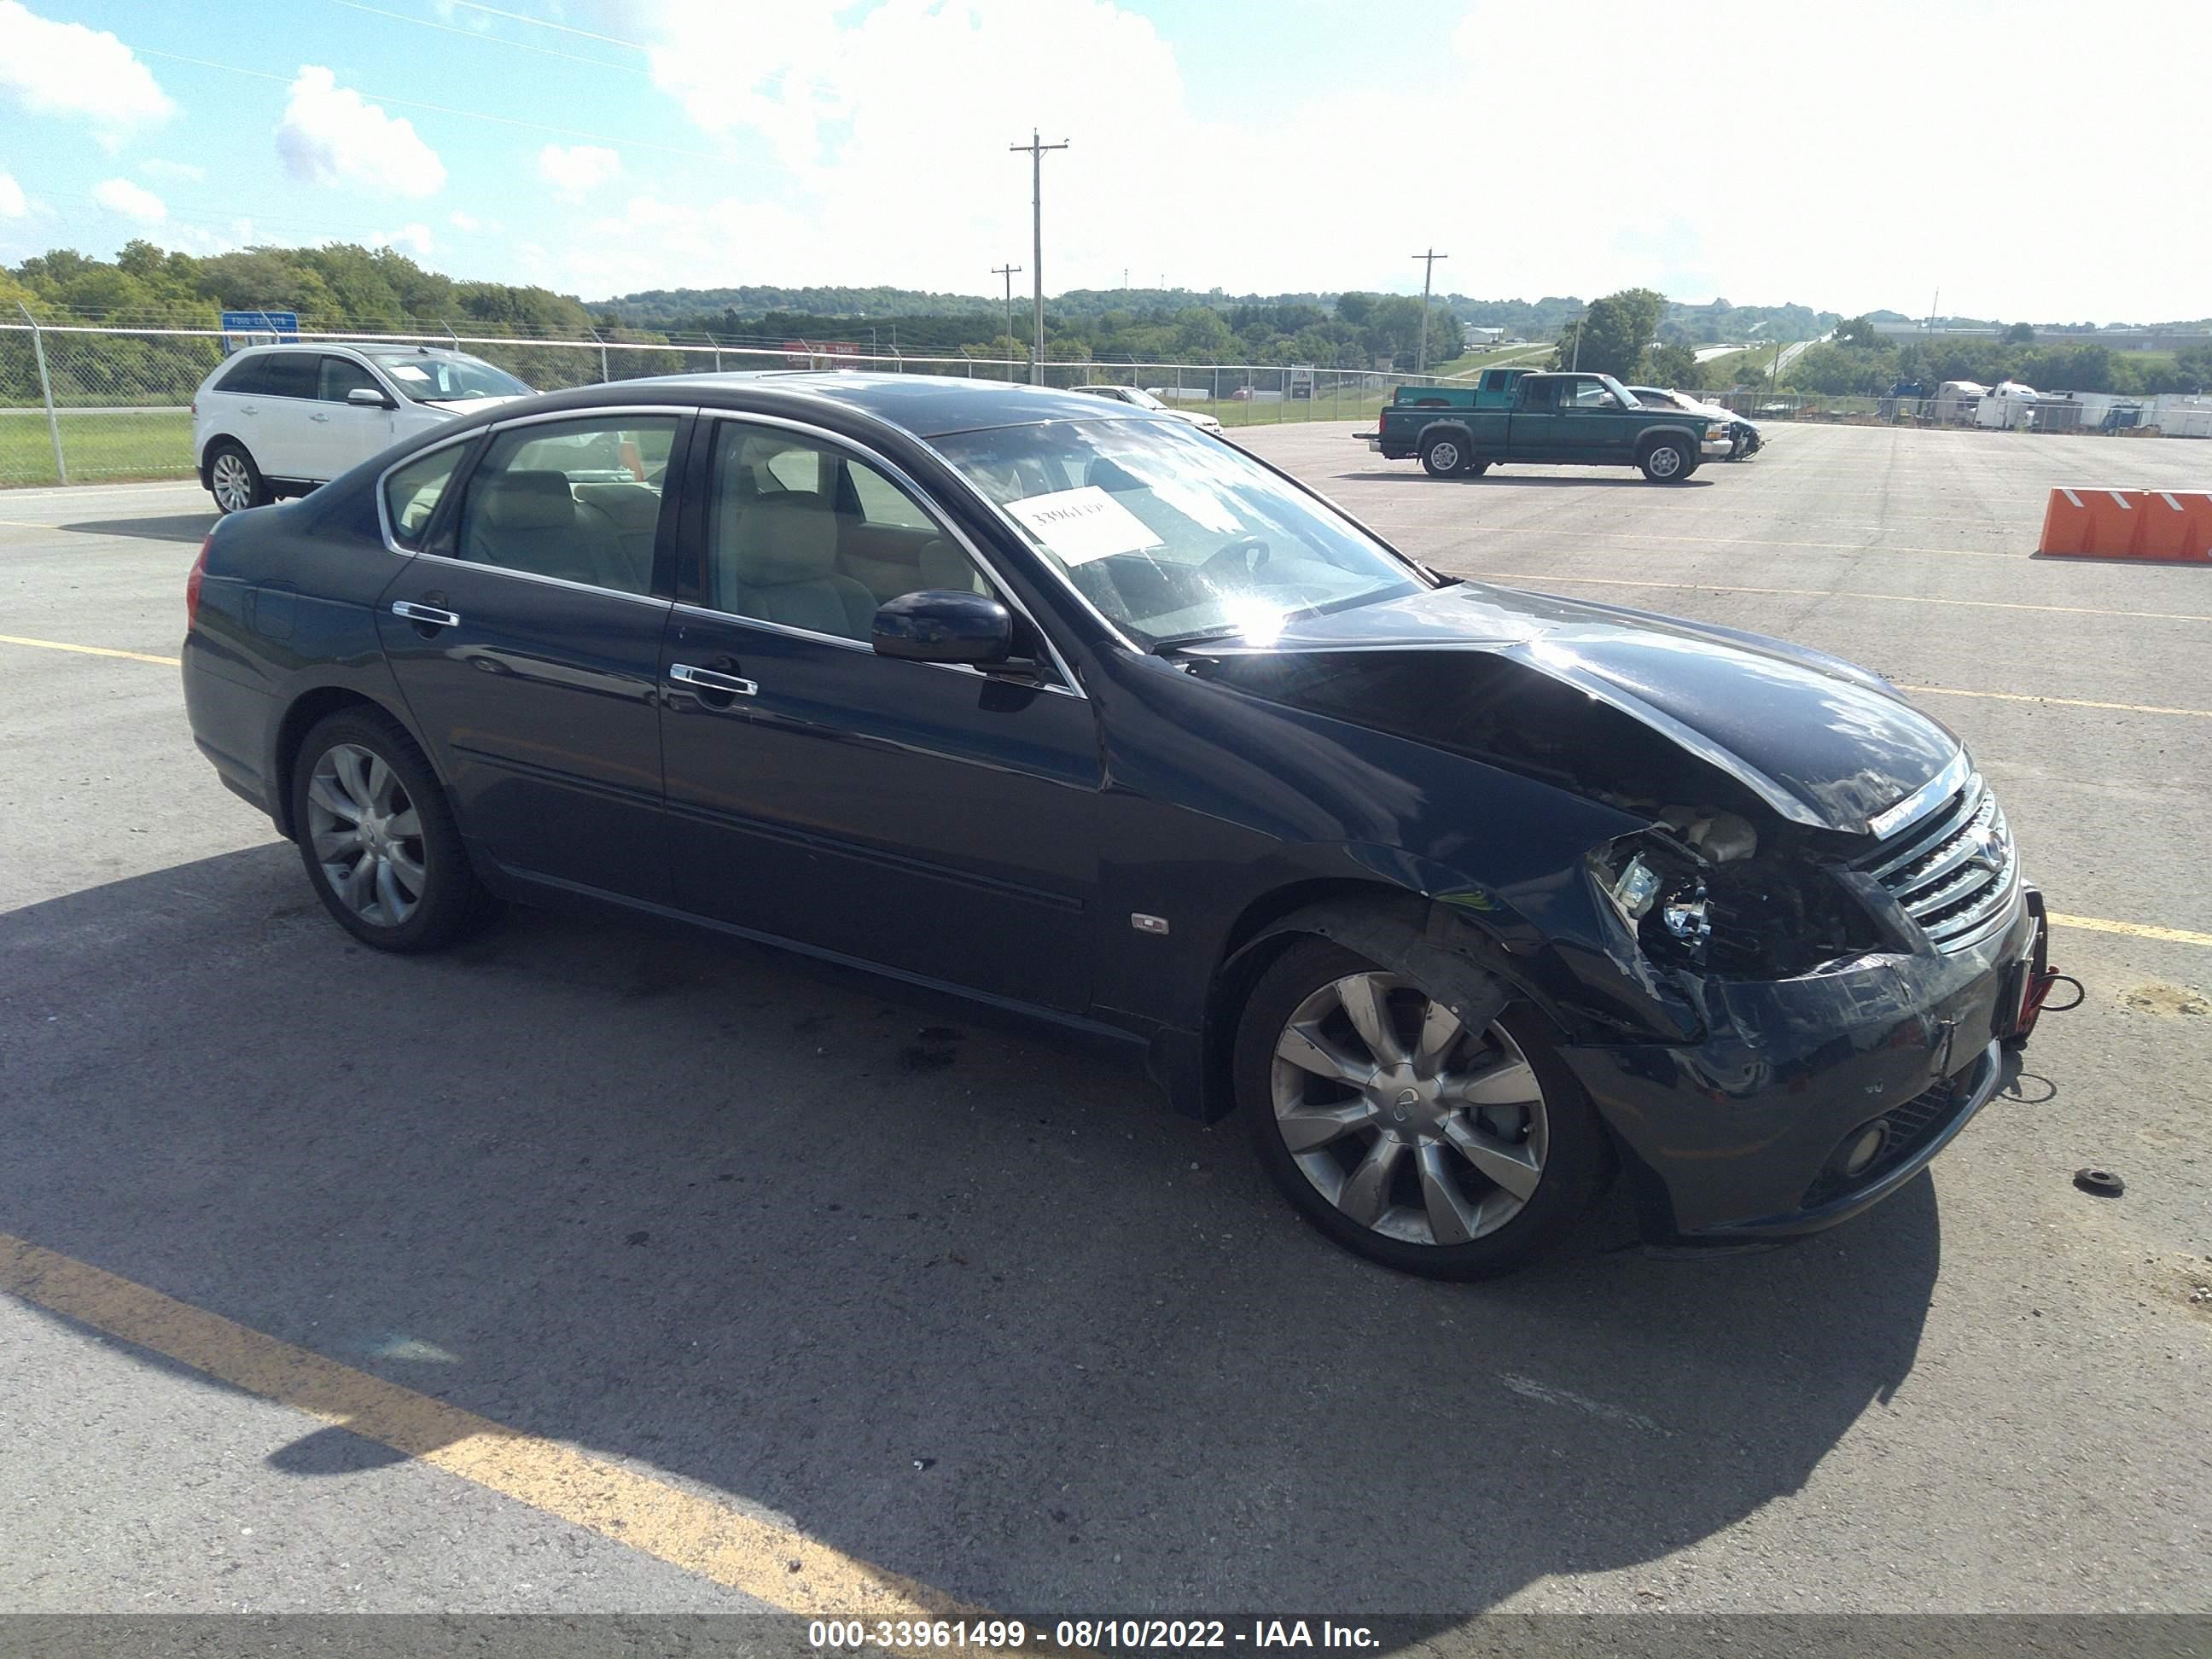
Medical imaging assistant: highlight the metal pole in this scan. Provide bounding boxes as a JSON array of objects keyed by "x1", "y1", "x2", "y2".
[
  {"x1": 1010, "y1": 131, "x2": 1068, "y2": 385},
  {"x1": 1570, "y1": 317, "x2": 1582, "y2": 372},
  {"x1": 992, "y1": 263, "x2": 1022, "y2": 381},
  {"x1": 19, "y1": 304, "x2": 66, "y2": 486},
  {"x1": 1411, "y1": 248, "x2": 1447, "y2": 375}
]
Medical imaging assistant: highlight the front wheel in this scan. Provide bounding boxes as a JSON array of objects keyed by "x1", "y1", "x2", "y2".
[
  {"x1": 290, "y1": 707, "x2": 493, "y2": 953},
  {"x1": 1419, "y1": 433, "x2": 1467, "y2": 477},
  {"x1": 1639, "y1": 438, "x2": 1695, "y2": 483},
  {"x1": 206, "y1": 440, "x2": 270, "y2": 515},
  {"x1": 1236, "y1": 937, "x2": 1610, "y2": 1278}
]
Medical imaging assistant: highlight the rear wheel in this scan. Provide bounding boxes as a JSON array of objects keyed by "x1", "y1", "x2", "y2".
[
  {"x1": 289, "y1": 707, "x2": 492, "y2": 953},
  {"x1": 1236, "y1": 937, "x2": 1610, "y2": 1278},
  {"x1": 206, "y1": 440, "x2": 270, "y2": 515},
  {"x1": 1639, "y1": 437, "x2": 1695, "y2": 483},
  {"x1": 1419, "y1": 433, "x2": 1467, "y2": 477}
]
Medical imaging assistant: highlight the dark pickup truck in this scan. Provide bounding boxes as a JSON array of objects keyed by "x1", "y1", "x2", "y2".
[{"x1": 1365, "y1": 370, "x2": 1726, "y2": 483}]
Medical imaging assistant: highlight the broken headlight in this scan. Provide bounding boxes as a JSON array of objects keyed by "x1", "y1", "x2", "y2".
[{"x1": 1589, "y1": 813, "x2": 1879, "y2": 979}]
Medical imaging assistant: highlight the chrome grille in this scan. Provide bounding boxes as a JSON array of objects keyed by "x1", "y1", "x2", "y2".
[{"x1": 1862, "y1": 771, "x2": 2021, "y2": 952}]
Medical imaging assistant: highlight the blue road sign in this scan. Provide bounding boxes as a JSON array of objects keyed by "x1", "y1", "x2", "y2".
[{"x1": 219, "y1": 310, "x2": 301, "y2": 351}]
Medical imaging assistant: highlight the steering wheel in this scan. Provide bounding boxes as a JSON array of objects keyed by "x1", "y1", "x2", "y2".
[{"x1": 1196, "y1": 535, "x2": 1271, "y2": 586}]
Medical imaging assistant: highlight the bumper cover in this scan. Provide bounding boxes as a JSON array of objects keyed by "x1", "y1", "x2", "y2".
[{"x1": 1561, "y1": 884, "x2": 2040, "y2": 1243}]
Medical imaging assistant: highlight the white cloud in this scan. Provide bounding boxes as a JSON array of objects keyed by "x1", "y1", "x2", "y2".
[
  {"x1": 92, "y1": 177, "x2": 166, "y2": 223},
  {"x1": 536, "y1": 143, "x2": 621, "y2": 197},
  {"x1": 140, "y1": 158, "x2": 204, "y2": 183},
  {"x1": 370, "y1": 222, "x2": 435, "y2": 258},
  {"x1": 276, "y1": 66, "x2": 446, "y2": 197},
  {"x1": 0, "y1": 1, "x2": 173, "y2": 148},
  {"x1": 448, "y1": 210, "x2": 480, "y2": 231},
  {"x1": 0, "y1": 171, "x2": 26, "y2": 218}
]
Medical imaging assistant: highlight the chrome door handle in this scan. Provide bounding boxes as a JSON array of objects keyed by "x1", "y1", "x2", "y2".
[
  {"x1": 309, "y1": 412, "x2": 330, "y2": 422},
  {"x1": 238, "y1": 404, "x2": 259, "y2": 414},
  {"x1": 391, "y1": 600, "x2": 461, "y2": 627},
  {"x1": 669, "y1": 662, "x2": 757, "y2": 697}
]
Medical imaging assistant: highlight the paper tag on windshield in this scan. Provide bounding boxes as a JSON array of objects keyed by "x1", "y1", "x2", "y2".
[{"x1": 1004, "y1": 486, "x2": 1162, "y2": 567}]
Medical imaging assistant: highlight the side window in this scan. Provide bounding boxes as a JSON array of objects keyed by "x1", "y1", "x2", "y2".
[
  {"x1": 704, "y1": 423, "x2": 994, "y2": 638},
  {"x1": 1565, "y1": 378, "x2": 1614, "y2": 411},
  {"x1": 215, "y1": 356, "x2": 271, "y2": 396},
  {"x1": 455, "y1": 416, "x2": 679, "y2": 596},
  {"x1": 382, "y1": 445, "x2": 466, "y2": 549},
  {"x1": 318, "y1": 356, "x2": 381, "y2": 404},
  {"x1": 259, "y1": 352, "x2": 319, "y2": 400}
]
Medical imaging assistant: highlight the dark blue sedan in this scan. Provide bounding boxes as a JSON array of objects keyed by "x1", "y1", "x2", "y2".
[{"x1": 181, "y1": 373, "x2": 2050, "y2": 1278}]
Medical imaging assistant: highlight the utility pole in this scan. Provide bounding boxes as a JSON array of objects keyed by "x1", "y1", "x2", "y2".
[
  {"x1": 1411, "y1": 247, "x2": 1448, "y2": 374},
  {"x1": 1010, "y1": 130, "x2": 1069, "y2": 384},
  {"x1": 1570, "y1": 314, "x2": 1583, "y2": 371},
  {"x1": 992, "y1": 263, "x2": 1022, "y2": 373}
]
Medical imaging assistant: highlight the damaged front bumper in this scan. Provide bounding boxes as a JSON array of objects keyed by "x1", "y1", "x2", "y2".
[{"x1": 1560, "y1": 883, "x2": 2046, "y2": 1244}]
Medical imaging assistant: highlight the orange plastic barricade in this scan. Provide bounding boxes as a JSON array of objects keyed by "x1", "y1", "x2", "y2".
[{"x1": 2037, "y1": 488, "x2": 2212, "y2": 563}]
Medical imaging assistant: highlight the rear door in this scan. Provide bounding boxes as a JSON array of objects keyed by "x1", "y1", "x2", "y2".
[
  {"x1": 657, "y1": 414, "x2": 1103, "y2": 1012},
  {"x1": 1506, "y1": 375, "x2": 1561, "y2": 456},
  {"x1": 374, "y1": 408, "x2": 690, "y2": 901},
  {"x1": 243, "y1": 350, "x2": 323, "y2": 480},
  {"x1": 301, "y1": 354, "x2": 398, "y2": 480}
]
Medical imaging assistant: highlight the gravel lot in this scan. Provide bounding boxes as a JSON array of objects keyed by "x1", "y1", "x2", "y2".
[{"x1": 0, "y1": 422, "x2": 2206, "y2": 1626}]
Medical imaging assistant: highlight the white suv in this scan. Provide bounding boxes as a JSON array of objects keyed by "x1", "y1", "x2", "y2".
[
  {"x1": 192, "y1": 343, "x2": 533, "y2": 514},
  {"x1": 1068, "y1": 382, "x2": 1227, "y2": 435}
]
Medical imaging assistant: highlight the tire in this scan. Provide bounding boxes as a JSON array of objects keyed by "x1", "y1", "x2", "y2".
[
  {"x1": 1639, "y1": 437, "x2": 1695, "y2": 483},
  {"x1": 1419, "y1": 432, "x2": 1467, "y2": 478},
  {"x1": 288, "y1": 707, "x2": 494, "y2": 953},
  {"x1": 206, "y1": 440, "x2": 271, "y2": 515},
  {"x1": 1235, "y1": 936, "x2": 1610, "y2": 1279}
]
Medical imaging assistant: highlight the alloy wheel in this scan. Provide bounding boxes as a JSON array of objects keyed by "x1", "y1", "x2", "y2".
[
  {"x1": 211, "y1": 451, "x2": 254, "y2": 513},
  {"x1": 306, "y1": 742, "x2": 427, "y2": 927},
  {"x1": 1648, "y1": 445, "x2": 1682, "y2": 478},
  {"x1": 1269, "y1": 972, "x2": 1549, "y2": 1246}
]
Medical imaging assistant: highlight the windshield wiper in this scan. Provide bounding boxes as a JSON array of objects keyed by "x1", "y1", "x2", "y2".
[{"x1": 1147, "y1": 624, "x2": 1249, "y2": 655}]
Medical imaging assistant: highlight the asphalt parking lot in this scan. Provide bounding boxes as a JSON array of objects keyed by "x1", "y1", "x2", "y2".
[{"x1": 1, "y1": 424, "x2": 2207, "y2": 1627}]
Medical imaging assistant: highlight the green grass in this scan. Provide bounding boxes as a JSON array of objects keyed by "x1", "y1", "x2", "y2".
[
  {"x1": 1429, "y1": 341, "x2": 1552, "y2": 378},
  {"x1": 1208, "y1": 387, "x2": 1396, "y2": 428},
  {"x1": 0, "y1": 409, "x2": 195, "y2": 487}
]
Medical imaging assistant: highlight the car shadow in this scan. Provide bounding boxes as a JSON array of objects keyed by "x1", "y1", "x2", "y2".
[
  {"x1": 59, "y1": 512, "x2": 218, "y2": 543},
  {"x1": 3, "y1": 847, "x2": 1941, "y2": 1627},
  {"x1": 1336, "y1": 471, "x2": 1716, "y2": 489}
]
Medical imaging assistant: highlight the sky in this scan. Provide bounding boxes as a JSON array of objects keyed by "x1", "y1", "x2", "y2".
[{"x1": 2, "y1": 0, "x2": 2208, "y2": 321}]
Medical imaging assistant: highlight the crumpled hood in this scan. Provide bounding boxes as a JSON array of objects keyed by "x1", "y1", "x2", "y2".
[{"x1": 1190, "y1": 580, "x2": 1961, "y2": 835}]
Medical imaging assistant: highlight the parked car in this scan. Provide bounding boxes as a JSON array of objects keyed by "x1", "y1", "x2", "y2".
[
  {"x1": 192, "y1": 343, "x2": 533, "y2": 515},
  {"x1": 182, "y1": 374, "x2": 2052, "y2": 1279},
  {"x1": 1365, "y1": 371, "x2": 1729, "y2": 480},
  {"x1": 1069, "y1": 382, "x2": 1225, "y2": 435},
  {"x1": 1628, "y1": 385, "x2": 1762, "y2": 458}
]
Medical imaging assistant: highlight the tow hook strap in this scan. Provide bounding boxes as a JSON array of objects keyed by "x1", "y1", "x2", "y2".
[{"x1": 2013, "y1": 888, "x2": 2084, "y2": 1039}]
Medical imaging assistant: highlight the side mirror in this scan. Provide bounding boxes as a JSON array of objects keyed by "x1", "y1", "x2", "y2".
[
  {"x1": 347, "y1": 386, "x2": 396, "y2": 409},
  {"x1": 872, "y1": 589, "x2": 1014, "y2": 667}
]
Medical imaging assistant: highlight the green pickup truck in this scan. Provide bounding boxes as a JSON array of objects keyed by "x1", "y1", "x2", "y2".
[{"x1": 1364, "y1": 370, "x2": 1726, "y2": 483}]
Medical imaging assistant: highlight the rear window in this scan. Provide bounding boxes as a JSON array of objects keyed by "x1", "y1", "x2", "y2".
[
  {"x1": 257, "y1": 352, "x2": 319, "y2": 400},
  {"x1": 213, "y1": 356, "x2": 271, "y2": 395}
]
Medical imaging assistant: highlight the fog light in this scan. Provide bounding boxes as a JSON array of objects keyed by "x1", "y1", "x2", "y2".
[{"x1": 1835, "y1": 1121, "x2": 1890, "y2": 1178}]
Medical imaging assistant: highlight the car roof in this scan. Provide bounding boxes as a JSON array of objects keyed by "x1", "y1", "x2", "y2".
[
  {"x1": 226, "y1": 341, "x2": 482, "y2": 364},
  {"x1": 566, "y1": 371, "x2": 1167, "y2": 439}
]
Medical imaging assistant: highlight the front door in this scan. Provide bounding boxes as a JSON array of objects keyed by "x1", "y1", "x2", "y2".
[
  {"x1": 1556, "y1": 375, "x2": 1638, "y2": 462},
  {"x1": 658, "y1": 416, "x2": 1103, "y2": 1013},
  {"x1": 303, "y1": 354, "x2": 398, "y2": 480},
  {"x1": 375, "y1": 409, "x2": 689, "y2": 901}
]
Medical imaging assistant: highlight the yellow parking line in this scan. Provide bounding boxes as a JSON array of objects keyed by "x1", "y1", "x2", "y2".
[
  {"x1": 1473, "y1": 572, "x2": 2212, "y2": 626},
  {"x1": 1439, "y1": 526, "x2": 2018, "y2": 561},
  {"x1": 0, "y1": 1232, "x2": 968, "y2": 1618},
  {"x1": 0, "y1": 632, "x2": 181, "y2": 667},
  {"x1": 2048, "y1": 914, "x2": 2212, "y2": 948},
  {"x1": 1898, "y1": 684, "x2": 2212, "y2": 720}
]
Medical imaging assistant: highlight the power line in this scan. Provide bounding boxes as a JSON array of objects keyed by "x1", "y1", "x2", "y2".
[{"x1": 327, "y1": 0, "x2": 647, "y2": 73}]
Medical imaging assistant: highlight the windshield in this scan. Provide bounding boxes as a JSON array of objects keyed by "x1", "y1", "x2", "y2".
[
  {"x1": 932, "y1": 417, "x2": 1427, "y2": 649},
  {"x1": 369, "y1": 353, "x2": 531, "y2": 404}
]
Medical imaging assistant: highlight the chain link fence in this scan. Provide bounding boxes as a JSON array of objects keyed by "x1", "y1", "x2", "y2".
[{"x1": 1, "y1": 321, "x2": 1452, "y2": 489}]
